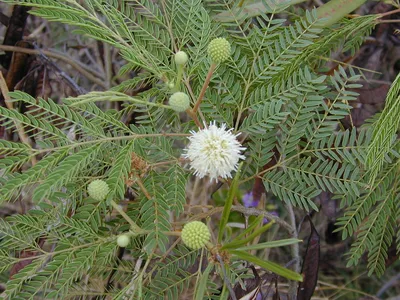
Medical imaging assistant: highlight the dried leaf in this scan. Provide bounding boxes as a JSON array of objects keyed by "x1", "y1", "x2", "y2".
[
  {"x1": 297, "y1": 216, "x2": 320, "y2": 300},
  {"x1": 0, "y1": 6, "x2": 30, "y2": 69}
]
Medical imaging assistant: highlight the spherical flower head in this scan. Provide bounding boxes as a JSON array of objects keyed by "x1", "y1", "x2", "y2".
[
  {"x1": 181, "y1": 221, "x2": 210, "y2": 250},
  {"x1": 117, "y1": 234, "x2": 130, "y2": 247},
  {"x1": 169, "y1": 92, "x2": 190, "y2": 112},
  {"x1": 183, "y1": 122, "x2": 246, "y2": 181},
  {"x1": 174, "y1": 51, "x2": 188, "y2": 65},
  {"x1": 207, "y1": 38, "x2": 231, "y2": 63},
  {"x1": 87, "y1": 179, "x2": 110, "y2": 201},
  {"x1": 167, "y1": 81, "x2": 175, "y2": 89}
]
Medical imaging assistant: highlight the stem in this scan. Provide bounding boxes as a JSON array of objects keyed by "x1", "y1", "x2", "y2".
[
  {"x1": 172, "y1": 64, "x2": 184, "y2": 92},
  {"x1": 110, "y1": 200, "x2": 143, "y2": 233},
  {"x1": 186, "y1": 108, "x2": 203, "y2": 128},
  {"x1": 192, "y1": 63, "x2": 216, "y2": 113},
  {"x1": 136, "y1": 177, "x2": 152, "y2": 200},
  {"x1": 216, "y1": 254, "x2": 237, "y2": 300},
  {"x1": 104, "y1": 43, "x2": 112, "y2": 89},
  {"x1": 33, "y1": 132, "x2": 190, "y2": 154},
  {"x1": 129, "y1": 252, "x2": 153, "y2": 300},
  {"x1": 164, "y1": 231, "x2": 181, "y2": 236},
  {"x1": 377, "y1": 19, "x2": 400, "y2": 24},
  {"x1": 378, "y1": 8, "x2": 400, "y2": 19},
  {"x1": 142, "y1": 238, "x2": 181, "y2": 286},
  {"x1": 11, "y1": 237, "x2": 116, "y2": 262},
  {"x1": 150, "y1": 159, "x2": 178, "y2": 169},
  {"x1": 69, "y1": 95, "x2": 171, "y2": 109},
  {"x1": 183, "y1": 74, "x2": 207, "y2": 126}
]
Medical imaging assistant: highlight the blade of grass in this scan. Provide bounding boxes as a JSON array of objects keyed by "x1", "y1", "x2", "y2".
[
  {"x1": 236, "y1": 238, "x2": 302, "y2": 251},
  {"x1": 315, "y1": 0, "x2": 368, "y2": 28},
  {"x1": 234, "y1": 215, "x2": 264, "y2": 241},
  {"x1": 194, "y1": 263, "x2": 214, "y2": 300},
  {"x1": 221, "y1": 221, "x2": 274, "y2": 250},
  {"x1": 230, "y1": 250, "x2": 303, "y2": 282},
  {"x1": 218, "y1": 163, "x2": 242, "y2": 244}
]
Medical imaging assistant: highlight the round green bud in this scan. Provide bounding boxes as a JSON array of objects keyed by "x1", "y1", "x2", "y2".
[
  {"x1": 181, "y1": 221, "x2": 210, "y2": 250},
  {"x1": 169, "y1": 92, "x2": 190, "y2": 112},
  {"x1": 174, "y1": 51, "x2": 188, "y2": 65},
  {"x1": 167, "y1": 82, "x2": 175, "y2": 89},
  {"x1": 87, "y1": 179, "x2": 110, "y2": 201},
  {"x1": 207, "y1": 38, "x2": 231, "y2": 63},
  {"x1": 117, "y1": 234, "x2": 130, "y2": 247}
]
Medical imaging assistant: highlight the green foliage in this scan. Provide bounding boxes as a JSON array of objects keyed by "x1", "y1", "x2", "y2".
[
  {"x1": 144, "y1": 245, "x2": 198, "y2": 299},
  {"x1": 367, "y1": 72, "x2": 400, "y2": 183},
  {"x1": 230, "y1": 250, "x2": 303, "y2": 281},
  {"x1": 139, "y1": 171, "x2": 171, "y2": 253},
  {"x1": 240, "y1": 100, "x2": 290, "y2": 134},
  {"x1": 107, "y1": 141, "x2": 136, "y2": 201},
  {"x1": 0, "y1": 0, "x2": 397, "y2": 298},
  {"x1": 336, "y1": 144, "x2": 400, "y2": 277}
]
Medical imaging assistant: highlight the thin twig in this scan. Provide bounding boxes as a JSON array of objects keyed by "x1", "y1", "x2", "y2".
[
  {"x1": 9, "y1": 237, "x2": 116, "y2": 262},
  {"x1": 142, "y1": 238, "x2": 182, "y2": 286},
  {"x1": 0, "y1": 71, "x2": 37, "y2": 165},
  {"x1": 185, "y1": 108, "x2": 203, "y2": 128},
  {"x1": 173, "y1": 63, "x2": 184, "y2": 92},
  {"x1": 232, "y1": 205, "x2": 294, "y2": 233},
  {"x1": 378, "y1": 7, "x2": 400, "y2": 18},
  {"x1": 149, "y1": 159, "x2": 178, "y2": 169},
  {"x1": 104, "y1": 43, "x2": 113, "y2": 89},
  {"x1": 32, "y1": 132, "x2": 191, "y2": 154},
  {"x1": 128, "y1": 252, "x2": 154, "y2": 300},
  {"x1": 135, "y1": 176, "x2": 152, "y2": 200},
  {"x1": 26, "y1": 22, "x2": 47, "y2": 39},
  {"x1": 110, "y1": 200, "x2": 143, "y2": 233},
  {"x1": 0, "y1": 45, "x2": 106, "y2": 88},
  {"x1": 376, "y1": 272, "x2": 400, "y2": 297},
  {"x1": 377, "y1": 19, "x2": 400, "y2": 24},
  {"x1": 216, "y1": 253, "x2": 237, "y2": 300},
  {"x1": 33, "y1": 44, "x2": 86, "y2": 95}
]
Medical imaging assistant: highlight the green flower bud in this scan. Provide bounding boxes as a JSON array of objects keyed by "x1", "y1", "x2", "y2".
[
  {"x1": 117, "y1": 234, "x2": 130, "y2": 247},
  {"x1": 174, "y1": 51, "x2": 188, "y2": 65},
  {"x1": 207, "y1": 38, "x2": 231, "y2": 63},
  {"x1": 181, "y1": 221, "x2": 210, "y2": 250},
  {"x1": 167, "y1": 82, "x2": 175, "y2": 89},
  {"x1": 169, "y1": 92, "x2": 190, "y2": 112},
  {"x1": 87, "y1": 179, "x2": 109, "y2": 201}
]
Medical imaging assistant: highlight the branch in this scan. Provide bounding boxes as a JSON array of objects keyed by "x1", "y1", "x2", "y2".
[
  {"x1": 192, "y1": 63, "x2": 216, "y2": 113},
  {"x1": 0, "y1": 45, "x2": 106, "y2": 89}
]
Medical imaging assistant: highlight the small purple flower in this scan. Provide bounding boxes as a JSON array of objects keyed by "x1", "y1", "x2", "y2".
[
  {"x1": 242, "y1": 191, "x2": 259, "y2": 208},
  {"x1": 242, "y1": 191, "x2": 279, "y2": 224}
]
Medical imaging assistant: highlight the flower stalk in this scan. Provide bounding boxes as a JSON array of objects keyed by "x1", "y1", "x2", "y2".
[
  {"x1": 110, "y1": 200, "x2": 144, "y2": 234},
  {"x1": 192, "y1": 63, "x2": 216, "y2": 114}
]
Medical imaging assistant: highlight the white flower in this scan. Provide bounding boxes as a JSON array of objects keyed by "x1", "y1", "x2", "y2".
[{"x1": 183, "y1": 122, "x2": 246, "y2": 181}]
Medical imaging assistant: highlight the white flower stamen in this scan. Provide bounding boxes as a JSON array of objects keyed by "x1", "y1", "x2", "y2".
[{"x1": 183, "y1": 122, "x2": 246, "y2": 181}]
